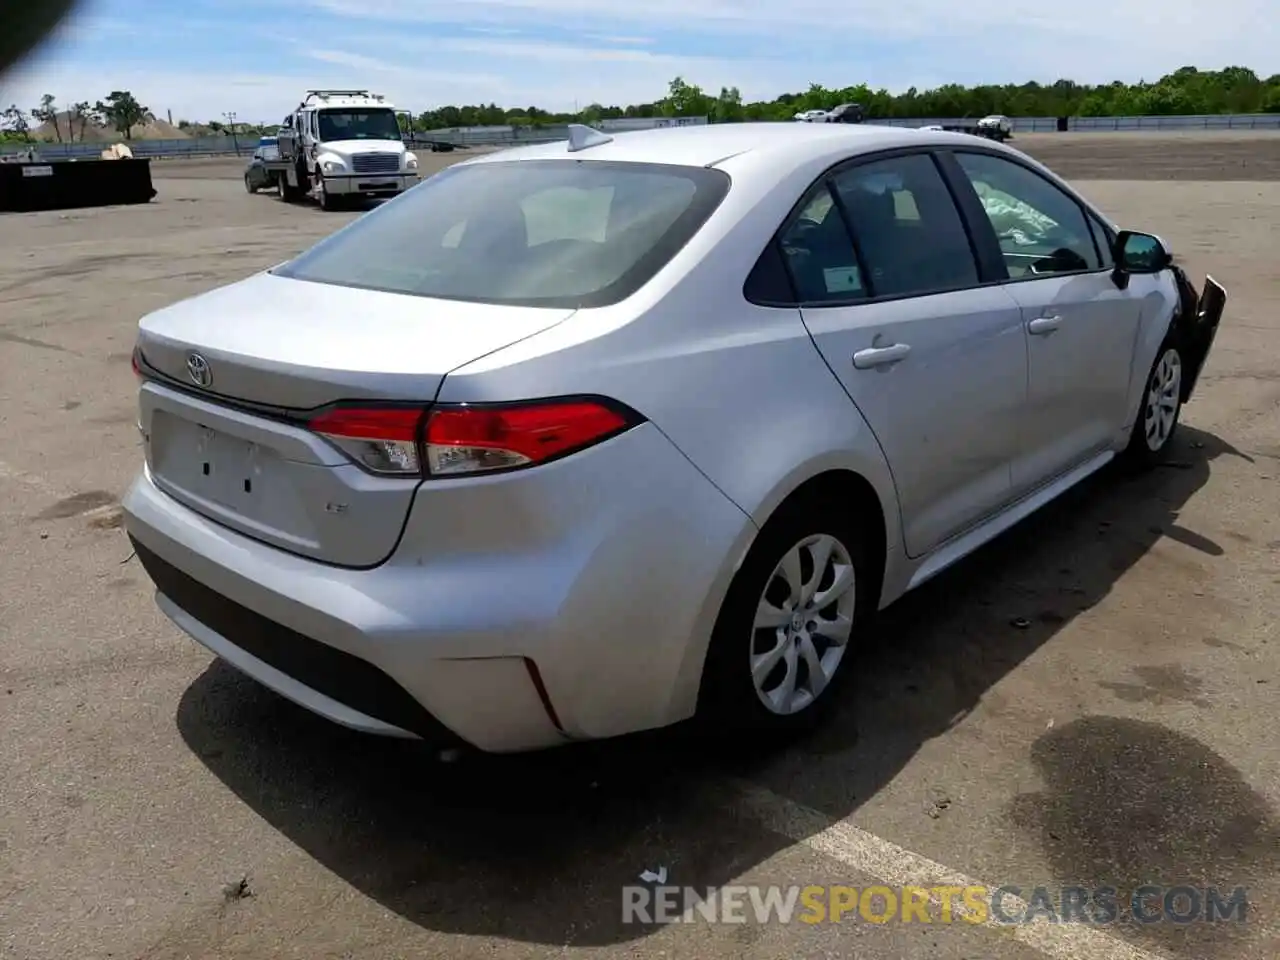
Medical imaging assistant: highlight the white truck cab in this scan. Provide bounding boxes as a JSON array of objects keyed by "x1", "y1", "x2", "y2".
[{"x1": 270, "y1": 90, "x2": 419, "y2": 210}]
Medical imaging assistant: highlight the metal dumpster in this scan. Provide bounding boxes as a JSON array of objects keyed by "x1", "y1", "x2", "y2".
[{"x1": 0, "y1": 157, "x2": 158, "y2": 213}]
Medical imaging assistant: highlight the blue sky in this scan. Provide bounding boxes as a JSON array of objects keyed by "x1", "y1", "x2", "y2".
[{"x1": 1, "y1": 0, "x2": 1275, "y2": 124}]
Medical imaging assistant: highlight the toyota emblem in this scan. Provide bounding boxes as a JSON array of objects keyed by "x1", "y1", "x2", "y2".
[{"x1": 186, "y1": 352, "x2": 212, "y2": 387}]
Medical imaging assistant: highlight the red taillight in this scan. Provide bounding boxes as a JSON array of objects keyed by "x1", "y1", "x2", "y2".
[
  {"x1": 308, "y1": 405, "x2": 426, "y2": 475},
  {"x1": 131, "y1": 348, "x2": 143, "y2": 380},
  {"x1": 307, "y1": 397, "x2": 639, "y2": 478},
  {"x1": 424, "y1": 399, "x2": 634, "y2": 477}
]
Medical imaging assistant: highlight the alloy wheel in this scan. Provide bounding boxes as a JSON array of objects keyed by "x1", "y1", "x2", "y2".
[
  {"x1": 750, "y1": 533, "x2": 857, "y2": 716},
  {"x1": 1144, "y1": 347, "x2": 1182, "y2": 452}
]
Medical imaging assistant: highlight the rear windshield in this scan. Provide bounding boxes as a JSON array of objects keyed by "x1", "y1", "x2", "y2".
[{"x1": 273, "y1": 159, "x2": 732, "y2": 308}]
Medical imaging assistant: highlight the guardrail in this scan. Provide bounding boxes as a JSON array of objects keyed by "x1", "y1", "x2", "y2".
[
  {"x1": 1067, "y1": 114, "x2": 1280, "y2": 130},
  {"x1": 0, "y1": 136, "x2": 250, "y2": 159},
  {"x1": 3, "y1": 113, "x2": 1275, "y2": 159},
  {"x1": 867, "y1": 117, "x2": 1061, "y2": 132}
]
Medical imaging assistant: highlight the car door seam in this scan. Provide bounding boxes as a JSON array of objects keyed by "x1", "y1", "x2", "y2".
[{"x1": 794, "y1": 305, "x2": 908, "y2": 546}]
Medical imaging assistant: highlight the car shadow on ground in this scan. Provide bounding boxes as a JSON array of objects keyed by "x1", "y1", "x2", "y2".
[{"x1": 177, "y1": 425, "x2": 1272, "y2": 954}]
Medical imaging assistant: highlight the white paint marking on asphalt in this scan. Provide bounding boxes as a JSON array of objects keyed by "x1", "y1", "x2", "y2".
[{"x1": 733, "y1": 781, "x2": 1171, "y2": 960}]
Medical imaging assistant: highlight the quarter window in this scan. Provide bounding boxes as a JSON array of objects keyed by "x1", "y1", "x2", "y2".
[
  {"x1": 829, "y1": 154, "x2": 979, "y2": 298},
  {"x1": 777, "y1": 187, "x2": 865, "y2": 303},
  {"x1": 954, "y1": 152, "x2": 1102, "y2": 277}
]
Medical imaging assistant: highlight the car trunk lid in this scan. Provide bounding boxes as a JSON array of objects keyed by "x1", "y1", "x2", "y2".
[{"x1": 135, "y1": 272, "x2": 574, "y2": 567}]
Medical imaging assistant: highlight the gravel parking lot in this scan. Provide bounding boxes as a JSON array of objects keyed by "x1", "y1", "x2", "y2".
[{"x1": 2, "y1": 133, "x2": 1278, "y2": 960}]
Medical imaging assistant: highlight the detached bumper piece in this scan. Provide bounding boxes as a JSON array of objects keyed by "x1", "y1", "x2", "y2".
[
  {"x1": 130, "y1": 535, "x2": 465, "y2": 748},
  {"x1": 1182, "y1": 273, "x2": 1227, "y2": 402}
]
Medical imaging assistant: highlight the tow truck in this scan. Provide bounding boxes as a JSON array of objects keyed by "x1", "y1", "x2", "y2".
[
  {"x1": 921, "y1": 115, "x2": 1013, "y2": 142},
  {"x1": 267, "y1": 90, "x2": 420, "y2": 210}
]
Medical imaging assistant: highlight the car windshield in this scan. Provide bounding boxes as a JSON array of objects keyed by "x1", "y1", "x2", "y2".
[
  {"x1": 273, "y1": 159, "x2": 731, "y2": 308},
  {"x1": 317, "y1": 109, "x2": 401, "y2": 142}
]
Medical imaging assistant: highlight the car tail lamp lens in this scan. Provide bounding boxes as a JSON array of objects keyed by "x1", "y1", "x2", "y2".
[
  {"x1": 424, "y1": 400, "x2": 636, "y2": 477},
  {"x1": 307, "y1": 398, "x2": 641, "y2": 478},
  {"x1": 131, "y1": 347, "x2": 144, "y2": 380},
  {"x1": 308, "y1": 406, "x2": 425, "y2": 475}
]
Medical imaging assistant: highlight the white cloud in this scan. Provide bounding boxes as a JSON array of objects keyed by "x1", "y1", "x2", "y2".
[
  {"x1": 582, "y1": 35, "x2": 654, "y2": 46},
  {"x1": 300, "y1": 0, "x2": 1278, "y2": 104},
  {"x1": 1, "y1": 64, "x2": 295, "y2": 123},
  {"x1": 306, "y1": 0, "x2": 1279, "y2": 49},
  {"x1": 0, "y1": 0, "x2": 1274, "y2": 122},
  {"x1": 294, "y1": 37, "x2": 846, "y2": 108},
  {"x1": 304, "y1": 46, "x2": 503, "y2": 85},
  {"x1": 420, "y1": 38, "x2": 707, "y2": 65}
]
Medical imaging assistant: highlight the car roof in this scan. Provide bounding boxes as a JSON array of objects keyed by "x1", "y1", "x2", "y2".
[{"x1": 459, "y1": 122, "x2": 972, "y2": 172}]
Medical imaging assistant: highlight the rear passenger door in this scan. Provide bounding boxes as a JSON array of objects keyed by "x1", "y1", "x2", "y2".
[
  {"x1": 779, "y1": 151, "x2": 1028, "y2": 559},
  {"x1": 945, "y1": 150, "x2": 1142, "y2": 494}
]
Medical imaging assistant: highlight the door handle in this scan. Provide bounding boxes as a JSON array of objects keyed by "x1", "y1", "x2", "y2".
[
  {"x1": 1027, "y1": 315, "x2": 1062, "y2": 335},
  {"x1": 852, "y1": 342, "x2": 911, "y2": 369}
]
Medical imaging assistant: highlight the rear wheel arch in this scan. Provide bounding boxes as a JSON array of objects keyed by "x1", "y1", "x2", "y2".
[
  {"x1": 693, "y1": 467, "x2": 888, "y2": 733},
  {"x1": 762, "y1": 470, "x2": 888, "y2": 603}
]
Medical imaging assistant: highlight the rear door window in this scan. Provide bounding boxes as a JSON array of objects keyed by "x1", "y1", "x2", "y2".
[
  {"x1": 275, "y1": 159, "x2": 730, "y2": 308},
  {"x1": 829, "y1": 153, "x2": 980, "y2": 298}
]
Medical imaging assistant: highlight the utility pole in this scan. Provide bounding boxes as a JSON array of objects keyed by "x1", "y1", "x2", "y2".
[{"x1": 223, "y1": 111, "x2": 239, "y2": 155}]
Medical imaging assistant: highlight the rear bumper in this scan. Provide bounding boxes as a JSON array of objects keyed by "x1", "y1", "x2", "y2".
[
  {"x1": 133, "y1": 537, "x2": 461, "y2": 743},
  {"x1": 122, "y1": 423, "x2": 754, "y2": 753}
]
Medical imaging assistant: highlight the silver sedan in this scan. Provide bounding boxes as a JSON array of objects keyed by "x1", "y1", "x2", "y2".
[{"x1": 123, "y1": 122, "x2": 1225, "y2": 753}]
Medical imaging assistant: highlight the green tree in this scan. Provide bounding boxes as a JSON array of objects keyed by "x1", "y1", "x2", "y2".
[
  {"x1": 400, "y1": 65, "x2": 1279, "y2": 133},
  {"x1": 711, "y1": 86, "x2": 743, "y2": 122},
  {"x1": 70, "y1": 101, "x2": 96, "y2": 141},
  {"x1": 1, "y1": 104, "x2": 31, "y2": 141},
  {"x1": 32, "y1": 93, "x2": 61, "y2": 141},
  {"x1": 660, "y1": 76, "x2": 712, "y2": 117},
  {"x1": 96, "y1": 90, "x2": 150, "y2": 139}
]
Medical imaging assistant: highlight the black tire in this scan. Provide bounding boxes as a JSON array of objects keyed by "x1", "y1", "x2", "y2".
[
  {"x1": 1123, "y1": 332, "x2": 1185, "y2": 470},
  {"x1": 316, "y1": 169, "x2": 338, "y2": 211},
  {"x1": 696, "y1": 492, "x2": 876, "y2": 740},
  {"x1": 244, "y1": 174, "x2": 256, "y2": 194},
  {"x1": 280, "y1": 163, "x2": 308, "y2": 203}
]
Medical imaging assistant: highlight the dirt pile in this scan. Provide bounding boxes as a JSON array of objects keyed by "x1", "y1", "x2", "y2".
[{"x1": 32, "y1": 110, "x2": 191, "y2": 143}]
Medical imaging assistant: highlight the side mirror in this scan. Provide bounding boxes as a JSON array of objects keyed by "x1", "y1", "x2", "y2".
[
  {"x1": 1111, "y1": 230, "x2": 1172, "y2": 289},
  {"x1": 1116, "y1": 230, "x2": 1172, "y2": 270}
]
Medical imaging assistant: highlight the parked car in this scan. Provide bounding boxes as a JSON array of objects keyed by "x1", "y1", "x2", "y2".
[
  {"x1": 825, "y1": 103, "x2": 865, "y2": 124},
  {"x1": 123, "y1": 122, "x2": 1225, "y2": 754},
  {"x1": 794, "y1": 109, "x2": 829, "y2": 122}
]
